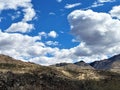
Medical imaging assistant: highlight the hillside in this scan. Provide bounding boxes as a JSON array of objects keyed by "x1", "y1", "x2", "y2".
[
  {"x1": 74, "y1": 61, "x2": 94, "y2": 69},
  {"x1": 0, "y1": 54, "x2": 40, "y2": 73},
  {"x1": 51, "y1": 61, "x2": 100, "y2": 80},
  {"x1": 90, "y1": 54, "x2": 120, "y2": 73},
  {"x1": 0, "y1": 54, "x2": 120, "y2": 90}
]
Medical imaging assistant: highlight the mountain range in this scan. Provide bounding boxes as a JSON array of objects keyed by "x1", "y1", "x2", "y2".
[
  {"x1": 90, "y1": 54, "x2": 120, "y2": 73},
  {"x1": 0, "y1": 54, "x2": 120, "y2": 90},
  {"x1": 52, "y1": 54, "x2": 120, "y2": 73}
]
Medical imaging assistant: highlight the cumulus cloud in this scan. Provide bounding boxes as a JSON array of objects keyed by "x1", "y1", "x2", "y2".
[
  {"x1": 0, "y1": 30, "x2": 40, "y2": 57},
  {"x1": 0, "y1": 0, "x2": 36, "y2": 21},
  {"x1": 1, "y1": 0, "x2": 120, "y2": 66},
  {"x1": 0, "y1": 0, "x2": 77, "y2": 66},
  {"x1": 39, "y1": 31, "x2": 47, "y2": 38},
  {"x1": 0, "y1": 0, "x2": 31, "y2": 10},
  {"x1": 65, "y1": 3, "x2": 81, "y2": 9},
  {"x1": 22, "y1": 7, "x2": 36, "y2": 22},
  {"x1": 5, "y1": 22, "x2": 34, "y2": 33},
  {"x1": 110, "y1": 5, "x2": 120, "y2": 19},
  {"x1": 68, "y1": 9, "x2": 120, "y2": 57},
  {"x1": 39, "y1": 31, "x2": 58, "y2": 39},
  {"x1": 48, "y1": 31, "x2": 58, "y2": 38},
  {"x1": 0, "y1": 30, "x2": 74, "y2": 65},
  {"x1": 0, "y1": 29, "x2": 113, "y2": 66},
  {"x1": 0, "y1": 0, "x2": 36, "y2": 33},
  {"x1": 45, "y1": 41, "x2": 59, "y2": 46}
]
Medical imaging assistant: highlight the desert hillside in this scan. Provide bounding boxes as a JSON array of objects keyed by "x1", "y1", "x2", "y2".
[{"x1": 0, "y1": 54, "x2": 120, "y2": 90}]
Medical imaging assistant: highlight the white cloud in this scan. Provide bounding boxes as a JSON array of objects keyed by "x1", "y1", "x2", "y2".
[
  {"x1": 45, "y1": 41, "x2": 59, "y2": 46},
  {"x1": 0, "y1": 30, "x2": 41, "y2": 57},
  {"x1": 0, "y1": 0, "x2": 36, "y2": 33},
  {"x1": 29, "y1": 55, "x2": 73, "y2": 66},
  {"x1": 89, "y1": 0, "x2": 115, "y2": 8},
  {"x1": 5, "y1": 22, "x2": 34, "y2": 33},
  {"x1": 90, "y1": 2, "x2": 104, "y2": 8},
  {"x1": 0, "y1": 0, "x2": 90, "y2": 66},
  {"x1": 48, "y1": 31, "x2": 58, "y2": 38},
  {"x1": 0, "y1": 30, "x2": 74, "y2": 66},
  {"x1": 110, "y1": 5, "x2": 120, "y2": 19},
  {"x1": 72, "y1": 39, "x2": 79, "y2": 43},
  {"x1": 0, "y1": 0, "x2": 31, "y2": 10},
  {"x1": 1, "y1": 0, "x2": 120, "y2": 66},
  {"x1": 56, "y1": 0, "x2": 62, "y2": 3},
  {"x1": 11, "y1": 11, "x2": 21, "y2": 20},
  {"x1": 49, "y1": 12, "x2": 56, "y2": 15},
  {"x1": 0, "y1": 30, "x2": 75, "y2": 65},
  {"x1": 22, "y1": 7, "x2": 36, "y2": 22},
  {"x1": 68, "y1": 9, "x2": 120, "y2": 57},
  {"x1": 39, "y1": 31, "x2": 58, "y2": 39},
  {"x1": 39, "y1": 31, "x2": 47, "y2": 38},
  {"x1": 65, "y1": 3, "x2": 81, "y2": 9},
  {"x1": 0, "y1": 30, "x2": 59, "y2": 65},
  {"x1": 98, "y1": 0, "x2": 115, "y2": 3},
  {"x1": 0, "y1": 30, "x2": 112, "y2": 66}
]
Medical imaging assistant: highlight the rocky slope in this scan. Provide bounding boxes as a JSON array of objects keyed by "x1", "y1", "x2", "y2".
[
  {"x1": 52, "y1": 61, "x2": 94, "y2": 70},
  {"x1": 0, "y1": 54, "x2": 40, "y2": 73},
  {"x1": 0, "y1": 54, "x2": 120, "y2": 90},
  {"x1": 74, "y1": 61, "x2": 94, "y2": 69},
  {"x1": 51, "y1": 61, "x2": 100, "y2": 80},
  {"x1": 90, "y1": 54, "x2": 120, "y2": 73}
]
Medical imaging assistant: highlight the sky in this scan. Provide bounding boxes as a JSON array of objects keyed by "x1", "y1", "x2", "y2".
[{"x1": 0, "y1": 0, "x2": 120, "y2": 65}]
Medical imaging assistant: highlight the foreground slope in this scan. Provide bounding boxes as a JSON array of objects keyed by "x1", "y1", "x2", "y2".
[
  {"x1": 0, "y1": 54, "x2": 120, "y2": 90},
  {"x1": 0, "y1": 54, "x2": 40, "y2": 73}
]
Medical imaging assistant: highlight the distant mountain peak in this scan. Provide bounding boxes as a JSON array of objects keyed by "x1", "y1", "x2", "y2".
[
  {"x1": 52, "y1": 60, "x2": 94, "y2": 70},
  {"x1": 74, "y1": 60, "x2": 86, "y2": 65},
  {"x1": 74, "y1": 61, "x2": 94, "y2": 69},
  {"x1": 109, "y1": 54, "x2": 120, "y2": 61},
  {"x1": 90, "y1": 54, "x2": 120, "y2": 73}
]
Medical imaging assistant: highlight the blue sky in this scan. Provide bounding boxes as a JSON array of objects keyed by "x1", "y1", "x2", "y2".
[{"x1": 0, "y1": 0, "x2": 120, "y2": 65}]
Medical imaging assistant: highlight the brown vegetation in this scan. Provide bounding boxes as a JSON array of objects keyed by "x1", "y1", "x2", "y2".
[{"x1": 0, "y1": 54, "x2": 120, "y2": 90}]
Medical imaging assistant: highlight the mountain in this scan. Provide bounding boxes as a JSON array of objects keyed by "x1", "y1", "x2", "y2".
[
  {"x1": 52, "y1": 61, "x2": 94, "y2": 70},
  {"x1": 0, "y1": 54, "x2": 40, "y2": 73},
  {"x1": 74, "y1": 61, "x2": 94, "y2": 69},
  {"x1": 90, "y1": 54, "x2": 120, "y2": 73},
  {"x1": 51, "y1": 61, "x2": 102, "y2": 80},
  {"x1": 0, "y1": 54, "x2": 120, "y2": 90}
]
